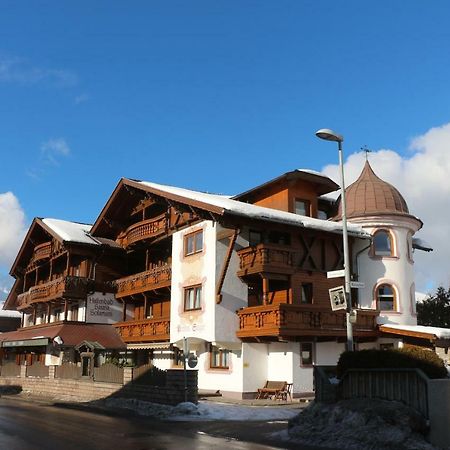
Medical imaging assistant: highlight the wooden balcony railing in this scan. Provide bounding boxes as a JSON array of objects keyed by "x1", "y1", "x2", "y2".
[
  {"x1": 115, "y1": 264, "x2": 172, "y2": 298},
  {"x1": 121, "y1": 214, "x2": 168, "y2": 247},
  {"x1": 32, "y1": 241, "x2": 52, "y2": 263},
  {"x1": 236, "y1": 304, "x2": 378, "y2": 339},
  {"x1": 237, "y1": 244, "x2": 295, "y2": 276},
  {"x1": 16, "y1": 276, "x2": 91, "y2": 310},
  {"x1": 114, "y1": 318, "x2": 170, "y2": 343}
]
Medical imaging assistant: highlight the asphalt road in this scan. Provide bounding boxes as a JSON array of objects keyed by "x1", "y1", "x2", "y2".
[{"x1": 0, "y1": 397, "x2": 322, "y2": 450}]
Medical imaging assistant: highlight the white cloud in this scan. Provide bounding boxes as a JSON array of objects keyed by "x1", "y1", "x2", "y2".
[
  {"x1": 0, "y1": 55, "x2": 77, "y2": 87},
  {"x1": 0, "y1": 192, "x2": 27, "y2": 269},
  {"x1": 40, "y1": 138, "x2": 71, "y2": 166},
  {"x1": 321, "y1": 122, "x2": 450, "y2": 293}
]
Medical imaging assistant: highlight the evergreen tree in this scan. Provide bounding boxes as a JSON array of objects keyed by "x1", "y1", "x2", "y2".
[{"x1": 417, "y1": 286, "x2": 450, "y2": 327}]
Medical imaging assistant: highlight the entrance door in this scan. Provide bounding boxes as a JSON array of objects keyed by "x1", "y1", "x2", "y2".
[{"x1": 81, "y1": 355, "x2": 92, "y2": 377}]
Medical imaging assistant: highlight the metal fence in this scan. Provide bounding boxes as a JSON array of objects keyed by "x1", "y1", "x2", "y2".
[
  {"x1": 26, "y1": 362, "x2": 49, "y2": 378},
  {"x1": 93, "y1": 363, "x2": 124, "y2": 384}
]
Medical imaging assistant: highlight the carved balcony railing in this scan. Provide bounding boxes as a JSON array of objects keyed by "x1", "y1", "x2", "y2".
[
  {"x1": 120, "y1": 214, "x2": 168, "y2": 247},
  {"x1": 16, "y1": 276, "x2": 92, "y2": 310},
  {"x1": 237, "y1": 244, "x2": 295, "y2": 276},
  {"x1": 236, "y1": 304, "x2": 378, "y2": 339},
  {"x1": 114, "y1": 318, "x2": 170, "y2": 343},
  {"x1": 115, "y1": 265, "x2": 172, "y2": 299},
  {"x1": 32, "y1": 241, "x2": 52, "y2": 263}
]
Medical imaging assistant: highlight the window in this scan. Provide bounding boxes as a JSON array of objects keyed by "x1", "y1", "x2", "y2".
[
  {"x1": 268, "y1": 231, "x2": 290, "y2": 245},
  {"x1": 210, "y1": 345, "x2": 229, "y2": 369},
  {"x1": 300, "y1": 342, "x2": 313, "y2": 366},
  {"x1": 249, "y1": 230, "x2": 262, "y2": 246},
  {"x1": 294, "y1": 199, "x2": 310, "y2": 217},
  {"x1": 373, "y1": 230, "x2": 393, "y2": 256},
  {"x1": 380, "y1": 343, "x2": 394, "y2": 351},
  {"x1": 184, "y1": 285, "x2": 202, "y2": 311},
  {"x1": 377, "y1": 284, "x2": 396, "y2": 311},
  {"x1": 318, "y1": 209, "x2": 328, "y2": 220},
  {"x1": 300, "y1": 283, "x2": 313, "y2": 304},
  {"x1": 184, "y1": 230, "x2": 203, "y2": 256},
  {"x1": 71, "y1": 305, "x2": 78, "y2": 321}
]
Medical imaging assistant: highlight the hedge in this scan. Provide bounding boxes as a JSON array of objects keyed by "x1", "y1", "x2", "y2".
[{"x1": 337, "y1": 347, "x2": 447, "y2": 379}]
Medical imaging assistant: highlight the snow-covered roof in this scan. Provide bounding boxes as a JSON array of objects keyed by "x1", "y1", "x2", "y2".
[
  {"x1": 137, "y1": 180, "x2": 369, "y2": 238},
  {"x1": 42, "y1": 218, "x2": 100, "y2": 245},
  {"x1": 381, "y1": 324, "x2": 450, "y2": 340},
  {"x1": 296, "y1": 168, "x2": 331, "y2": 179}
]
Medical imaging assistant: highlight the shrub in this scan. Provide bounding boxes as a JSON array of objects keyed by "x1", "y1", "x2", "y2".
[{"x1": 337, "y1": 347, "x2": 447, "y2": 379}]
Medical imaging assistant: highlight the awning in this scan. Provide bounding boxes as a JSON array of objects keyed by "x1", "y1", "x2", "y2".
[
  {"x1": 127, "y1": 342, "x2": 171, "y2": 350},
  {"x1": 380, "y1": 324, "x2": 450, "y2": 342},
  {"x1": 3, "y1": 338, "x2": 49, "y2": 348},
  {"x1": 0, "y1": 322, "x2": 126, "y2": 349}
]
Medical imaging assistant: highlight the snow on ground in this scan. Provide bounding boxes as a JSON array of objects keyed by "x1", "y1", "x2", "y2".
[
  {"x1": 275, "y1": 399, "x2": 436, "y2": 450},
  {"x1": 100, "y1": 398, "x2": 300, "y2": 422}
]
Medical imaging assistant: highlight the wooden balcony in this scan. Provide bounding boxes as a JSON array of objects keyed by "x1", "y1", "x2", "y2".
[
  {"x1": 114, "y1": 318, "x2": 170, "y2": 343},
  {"x1": 32, "y1": 241, "x2": 52, "y2": 263},
  {"x1": 16, "y1": 276, "x2": 91, "y2": 310},
  {"x1": 115, "y1": 265, "x2": 172, "y2": 299},
  {"x1": 121, "y1": 214, "x2": 168, "y2": 247},
  {"x1": 237, "y1": 244, "x2": 295, "y2": 276},
  {"x1": 236, "y1": 304, "x2": 378, "y2": 339}
]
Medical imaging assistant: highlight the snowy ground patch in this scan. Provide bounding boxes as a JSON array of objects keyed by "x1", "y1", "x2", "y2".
[
  {"x1": 101, "y1": 398, "x2": 300, "y2": 422},
  {"x1": 276, "y1": 399, "x2": 435, "y2": 450}
]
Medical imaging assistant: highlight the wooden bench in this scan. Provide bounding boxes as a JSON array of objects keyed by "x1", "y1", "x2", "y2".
[{"x1": 256, "y1": 381, "x2": 287, "y2": 400}]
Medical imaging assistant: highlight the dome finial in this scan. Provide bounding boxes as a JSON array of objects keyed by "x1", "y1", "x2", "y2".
[{"x1": 361, "y1": 145, "x2": 372, "y2": 162}]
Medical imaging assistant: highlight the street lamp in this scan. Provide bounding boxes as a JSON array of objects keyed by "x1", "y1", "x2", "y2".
[{"x1": 315, "y1": 128, "x2": 354, "y2": 352}]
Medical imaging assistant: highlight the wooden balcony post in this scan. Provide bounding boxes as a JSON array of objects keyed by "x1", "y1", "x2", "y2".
[
  {"x1": 122, "y1": 300, "x2": 127, "y2": 321},
  {"x1": 64, "y1": 299, "x2": 68, "y2": 321},
  {"x1": 35, "y1": 267, "x2": 39, "y2": 285},
  {"x1": 47, "y1": 303, "x2": 51, "y2": 323},
  {"x1": 32, "y1": 306, "x2": 37, "y2": 325},
  {"x1": 262, "y1": 277, "x2": 269, "y2": 305}
]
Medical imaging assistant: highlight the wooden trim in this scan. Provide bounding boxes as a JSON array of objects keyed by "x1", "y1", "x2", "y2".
[{"x1": 216, "y1": 228, "x2": 239, "y2": 303}]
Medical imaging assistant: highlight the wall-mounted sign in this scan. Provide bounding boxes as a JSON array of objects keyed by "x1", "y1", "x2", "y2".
[
  {"x1": 86, "y1": 292, "x2": 121, "y2": 324},
  {"x1": 329, "y1": 286, "x2": 347, "y2": 311}
]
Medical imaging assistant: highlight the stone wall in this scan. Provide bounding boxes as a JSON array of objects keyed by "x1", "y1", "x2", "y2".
[{"x1": 0, "y1": 366, "x2": 198, "y2": 406}]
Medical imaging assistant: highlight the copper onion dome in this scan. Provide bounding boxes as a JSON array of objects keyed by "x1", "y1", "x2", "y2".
[{"x1": 336, "y1": 161, "x2": 410, "y2": 219}]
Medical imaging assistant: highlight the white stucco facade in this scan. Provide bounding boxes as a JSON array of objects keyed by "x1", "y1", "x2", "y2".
[{"x1": 352, "y1": 215, "x2": 421, "y2": 326}]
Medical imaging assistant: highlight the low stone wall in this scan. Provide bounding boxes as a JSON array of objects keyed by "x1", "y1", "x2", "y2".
[{"x1": 0, "y1": 366, "x2": 198, "y2": 406}]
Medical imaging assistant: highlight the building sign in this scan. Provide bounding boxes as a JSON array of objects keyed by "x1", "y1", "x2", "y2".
[
  {"x1": 329, "y1": 286, "x2": 347, "y2": 311},
  {"x1": 86, "y1": 292, "x2": 121, "y2": 324}
]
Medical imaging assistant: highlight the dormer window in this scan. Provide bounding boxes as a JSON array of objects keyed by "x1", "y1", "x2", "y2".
[
  {"x1": 373, "y1": 230, "x2": 393, "y2": 256},
  {"x1": 294, "y1": 199, "x2": 310, "y2": 217}
]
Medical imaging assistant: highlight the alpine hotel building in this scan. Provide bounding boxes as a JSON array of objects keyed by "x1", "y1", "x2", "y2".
[{"x1": 1, "y1": 161, "x2": 437, "y2": 398}]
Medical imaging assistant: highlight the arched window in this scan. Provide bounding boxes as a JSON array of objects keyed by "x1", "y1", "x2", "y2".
[
  {"x1": 373, "y1": 230, "x2": 393, "y2": 256},
  {"x1": 377, "y1": 284, "x2": 396, "y2": 311}
]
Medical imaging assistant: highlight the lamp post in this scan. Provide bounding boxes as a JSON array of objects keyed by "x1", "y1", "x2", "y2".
[{"x1": 315, "y1": 128, "x2": 354, "y2": 352}]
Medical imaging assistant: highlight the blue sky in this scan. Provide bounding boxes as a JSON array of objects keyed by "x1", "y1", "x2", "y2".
[{"x1": 1, "y1": 1, "x2": 450, "y2": 293}]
